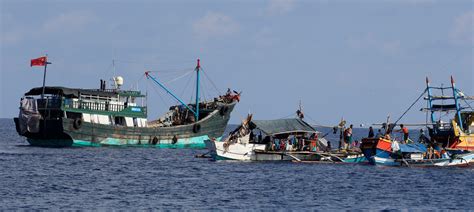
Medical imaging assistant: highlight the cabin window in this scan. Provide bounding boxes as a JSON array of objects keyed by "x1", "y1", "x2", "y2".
[{"x1": 115, "y1": 116, "x2": 126, "y2": 126}]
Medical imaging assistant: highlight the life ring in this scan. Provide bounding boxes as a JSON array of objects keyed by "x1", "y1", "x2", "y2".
[
  {"x1": 219, "y1": 106, "x2": 229, "y2": 116},
  {"x1": 193, "y1": 124, "x2": 201, "y2": 133},
  {"x1": 73, "y1": 118, "x2": 83, "y2": 130},
  {"x1": 152, "y1": 137, "x2": 158, "y2": 145},
  {"x1": 172, "y1": 135, "x2": 178, "y2": 144}
]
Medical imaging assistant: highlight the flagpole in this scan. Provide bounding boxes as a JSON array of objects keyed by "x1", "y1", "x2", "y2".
[
  {"x1": 41, "y1": 55, "x2": 48, "y2": 100},
  {"x1": 41, "y1": 62, "x2": 48, "y2": 100}
]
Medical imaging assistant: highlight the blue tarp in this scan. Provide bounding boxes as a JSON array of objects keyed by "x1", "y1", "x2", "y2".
[{"x1": 399, "y1": 143, "x2": 427, "y2": 153}]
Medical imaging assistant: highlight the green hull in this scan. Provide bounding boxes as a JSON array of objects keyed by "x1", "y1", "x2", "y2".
[
  {"x1": 70, "y1": 136, "x2": 222, "y2": 148},
  {"x1": 342, "y1": 155, "x2": 367, "y2": 163},
  {"x1": 16, "y1": 102, "x2": 236, "y2": 148}
]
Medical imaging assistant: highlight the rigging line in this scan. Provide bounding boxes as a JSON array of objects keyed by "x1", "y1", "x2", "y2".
[
  {"x1": 201, "y1": 81, "x2": 207, "y2": 102},
  {"x1": 146, "y1": 67, "x2": 194, "y2": 73},
  {"x1": 304, "y1": 113, "x2": 333, "y2": 128},
  {"x1": 190, "y1": 77, "x2": 196, "y2": 105},
  {"x1": 131, "y1": 73, "x2": 146, "y2": 91},
  {"x1": 179, "y1": 71, "x2": 194, "y2": 102},
  {"x1": 393, "y1": 88, "x2": 428, "y2": 126},
  {"x1": 147, "y1": 80, "x2": 172, "y2": 111},
  {"x1": 200, "y1": 68, "x2": 222, "y2": 96},
  {"x1": 279, "y1": 112, "x2": 295, "y2": 119},
  {"x1": 163, "y1": 70, "x2": 195, "y2": 85},
  {"x1": 201, "y1": 78, "x2": 213, "y2": 102},
  {"x1": 462, "y1": 99, "x2": 473, "y2": 110}
]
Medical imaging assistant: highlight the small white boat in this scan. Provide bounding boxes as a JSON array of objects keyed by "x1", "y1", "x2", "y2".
[
  {"x1": 209, "y1": 134, "x2": 266, "y2": 161},
  {"x1": 206, "y1": 114, "x2": 331, "y2": 161}
]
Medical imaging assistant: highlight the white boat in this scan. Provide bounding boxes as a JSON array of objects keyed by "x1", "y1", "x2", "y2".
[{"x1": 206, "y1": 114, "x2": 331, "y2": 161}]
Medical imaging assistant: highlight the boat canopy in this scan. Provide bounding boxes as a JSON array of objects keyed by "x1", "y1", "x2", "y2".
[
  {"x1": 251, "y1": 118, "x2": 317, "y2": 136},
  {"x1": 25, "y1": 86, "x2": 144, "y2": 98},
  {"x1": 399, "y1": 143, "x2": 427, "y2": 153}
]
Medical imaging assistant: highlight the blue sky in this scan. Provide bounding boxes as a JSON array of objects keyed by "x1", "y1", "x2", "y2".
[{"x1": 1, "y1": 0, "x2": 472, "y2": 126}]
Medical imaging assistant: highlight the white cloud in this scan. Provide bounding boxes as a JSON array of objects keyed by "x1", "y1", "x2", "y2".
[
  {"x1": 42, "y1": 11, "x2": 97, "y2": 33},
  {"x1": 265, "y1": 0, "x2": 296, "y2": 16},
  {"x1": 450, "y1": 11, "x2": 474, "y2": 45},
  {"x1": 192, "y1": 12, "x2": 240, "y2": 39}
]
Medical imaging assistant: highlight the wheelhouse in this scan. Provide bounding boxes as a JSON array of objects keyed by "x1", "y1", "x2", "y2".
[{"x1": 22, "y1": 86, "x2": 148, "y2": 127}]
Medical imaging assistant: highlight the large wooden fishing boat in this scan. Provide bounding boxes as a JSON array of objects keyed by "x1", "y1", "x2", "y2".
[{"x1": 14, "y1": 59, "x2": 239, "y2": 147}]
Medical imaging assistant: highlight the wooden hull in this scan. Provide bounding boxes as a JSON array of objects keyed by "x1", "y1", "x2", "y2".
[
  {"x1": 360, "y1": 138, "x2": 392, "y2": 165},
  {"x1": 14, "y1": 103, "x2": 235, "y2": 148},
  {"x1": 206, "y1": 139, "x2": 363, "y2": 162}
]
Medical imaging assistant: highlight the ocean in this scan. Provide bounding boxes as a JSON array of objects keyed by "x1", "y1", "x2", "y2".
[{"x1": 1, "y1": 119, "x2": 473, "y2": 210}]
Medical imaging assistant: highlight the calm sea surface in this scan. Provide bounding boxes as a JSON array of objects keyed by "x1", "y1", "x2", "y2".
[{"x1": 1, "y1": 119, "x2": 473, "y2": 210}]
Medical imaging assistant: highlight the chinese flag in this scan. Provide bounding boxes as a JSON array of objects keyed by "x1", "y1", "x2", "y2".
[{"x1": 30, "y1": 56, "x2": 47, "y2": 67}]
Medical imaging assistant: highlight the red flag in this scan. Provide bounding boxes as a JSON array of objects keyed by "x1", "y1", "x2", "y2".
[{"x1": 30, "y1": 56, "x2": 47, "y2": 67}]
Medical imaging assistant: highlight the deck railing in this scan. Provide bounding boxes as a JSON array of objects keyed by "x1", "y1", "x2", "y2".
[{"x1": 62, "y1": 99, "x2": 146, "y2": 114}]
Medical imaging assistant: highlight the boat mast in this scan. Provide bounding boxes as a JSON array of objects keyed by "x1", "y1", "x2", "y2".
[
  {"x1": 425, "y1": 77, "x2": 435, "y2": 124},
  {"x1": 195, "y1": 59, "x2": 200, "y2": 122},
  {"x1": 451, "y1": 76, "x2": 464, "y2": 130}
]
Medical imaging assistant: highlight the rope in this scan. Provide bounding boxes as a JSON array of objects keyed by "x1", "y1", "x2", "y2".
[
  {"x1": 200, "y1": 68, "x2": 222, "y2": 96},
  {"x1": 147, "y1": 80, "x2": 172, "y2": 109},
  {"x1": 179, "y1": 70, "x2": 195, "y2": 100},
  {"x1": 163, "y1": 70, "x2": 194, "y2": 85},
  {"x1": 279, "y1": 112, "x2": 296, "y2": 119},
  {"x1": 393, "y1": 88, "x2": 428, "y2": 126}
]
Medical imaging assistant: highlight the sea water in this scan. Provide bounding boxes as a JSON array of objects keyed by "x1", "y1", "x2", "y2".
[{"x1": 0, "y1": 119, "x2": 472, "y2": 210}]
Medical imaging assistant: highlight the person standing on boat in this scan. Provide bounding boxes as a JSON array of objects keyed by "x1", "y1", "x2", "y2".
[
  {"x1": 396, "y1": 124, "x2": 409, "y2": 143},
  {"x1": 368, "y1": 126, "x2": 375, "y2": 138},
  {"x1": 344, "y1": 125, "x2": 353, "y2": 150},
  {"x1": 376, "y1": 128, "x2": 384, "y2": 138}
]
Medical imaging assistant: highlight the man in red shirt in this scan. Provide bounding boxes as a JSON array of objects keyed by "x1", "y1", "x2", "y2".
[{"x1": 397, "y1": 124, "x2": 409, "y2": 143}]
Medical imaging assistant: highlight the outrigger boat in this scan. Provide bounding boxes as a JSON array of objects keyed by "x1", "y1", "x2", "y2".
[
  {"x1": 205, "y1": 114, "x2": 365, "y2": 162},
  {"x1": 361, "y1": 76, "x2": 474, "y2": 167},
  {"x1": 360, "y1": 137, "x2": 474, "y2": 167},
  {"x1": 14, "y1": 59, "x2": 239, "y2": 147}
]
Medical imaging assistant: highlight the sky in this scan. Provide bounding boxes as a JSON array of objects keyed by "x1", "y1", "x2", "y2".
[{"x1": 1, "y1": 0, "x2": 473, "y2": 126}]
